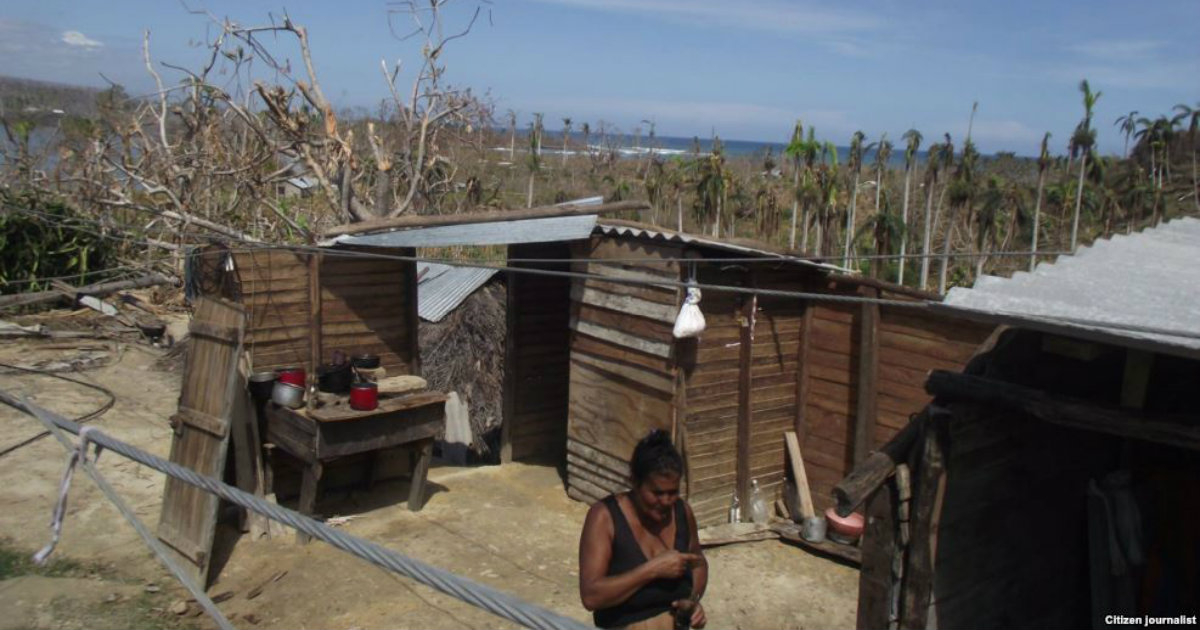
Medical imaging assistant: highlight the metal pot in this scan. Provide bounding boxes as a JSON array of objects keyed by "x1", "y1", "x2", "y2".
[
  {"x1": 272, "y1": 381, "x2": 305, "y2": 409},
  {"x1": 349, "y1": 382, "x2": 378, "y2": 411},
  {"x1": 317, "y1": 363, "x2": 352, "y2": 394},
  {"x1": 350, "y1": 354, "x2": 380, "y2": 370},
  {"x1": 801, "y1": 516, "x2": 827, "y2": 543},
  {"x1": 248, "y1": 371, "x2": 277, "y2": 401}
]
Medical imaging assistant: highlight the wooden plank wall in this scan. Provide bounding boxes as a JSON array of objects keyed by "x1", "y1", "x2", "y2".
[
  {"x1": 319, "y1": 250, "x2": 417, "y2": 374},
  {"x1": 565, "y1": 236, "x2": 682, "y2": 504},
  {"x1": 231, "y1": 249, "x2": 311, "y2": 371},
  {"x1": 745, "y1": 271, "x2": 807, "y2": 511},
  {"x1": 682, "y1": 265, "x2": 745, "y2": 526},
  {"x1": 798, "y1": 288, "x2": 995, "y2": 515},
  {"x1": 503, "y1": 242, "x2": 573, "y2": 462},
  {"x1": 229, "y1": 247, "x2": 417, "y2": 374}
]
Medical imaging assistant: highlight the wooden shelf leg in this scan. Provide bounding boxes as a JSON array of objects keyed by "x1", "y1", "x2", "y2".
[
  {"x1": 408, "y1": 439, "x2": 434, "y2": 511},
  {"x1": 296, "y1": 460, "x2": 323, "y2": 544}
]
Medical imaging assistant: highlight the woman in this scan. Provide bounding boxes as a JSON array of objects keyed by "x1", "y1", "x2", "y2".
[{"x1": 579, "y1": 430, "x2": 708, "y2": 629}]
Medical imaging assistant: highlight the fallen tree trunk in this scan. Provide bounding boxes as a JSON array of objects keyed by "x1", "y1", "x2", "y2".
[{"x1": 0, "y1": 273, "x2": 178, "y2": 311}]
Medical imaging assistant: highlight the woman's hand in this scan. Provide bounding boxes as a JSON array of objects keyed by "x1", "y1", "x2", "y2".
[
  {"x1": 645, "y1": 550, "x2": 702, "y2": 580},
  {"x1": 671, "y1": 600, "x2": 706, "y2": 629}
]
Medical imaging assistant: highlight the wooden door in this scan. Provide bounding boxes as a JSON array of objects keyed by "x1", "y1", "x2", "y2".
[{"x1": 157, "y1": 296, "x2": 245, "y2": 585}]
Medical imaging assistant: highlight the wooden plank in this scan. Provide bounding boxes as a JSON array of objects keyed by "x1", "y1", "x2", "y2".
[
  {"x1": 309, "y1": 252, "x2": 322, "y2": 410},
  {"x1": 189, "y1": 321, "x2": 240, "y2": 343},
  {"x1": 405, "y1": 253, "x2": 420, "y2": 376},
  {"x1": 571, "y1": 318, "x2": 672, "y2": 358},
  {"x1": 854, "y1": 297, "x2": 879, "y2": 466},
  {"x1": 572, "y1": 334, "x2": 674, "y2": 375},
  {"x1": 571, "y1": 283, "x2": 678, "y2": 324},
  {"x1": 570, "y1": 353, "x2": 673, "y2": 395},
  {"x1": 307, "y1": 392, "x2": 448, "y2": 422},
  {"x1": 157, "y1": 296, "x2": 245, "y2": 586},
  {"x1": 568, "y1": 360, "x2": 672, "y2": 463},
  {"x1": 784, "y1": 431, "x2": 815, "y2": 519}
]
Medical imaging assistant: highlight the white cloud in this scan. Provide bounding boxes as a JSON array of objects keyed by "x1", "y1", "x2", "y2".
[
  {"x1": 1067, "y1": 40, "x2": 1164, "y2": 61},
  {"x1": 61, "y1": 30, "x2": 104, "y2": 49},
  {"x1": 529, "y1": 0, "x2": 882, "y2": 36}
]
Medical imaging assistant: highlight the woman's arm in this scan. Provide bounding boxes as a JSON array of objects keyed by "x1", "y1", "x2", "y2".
[
  {"x1": 685, "y1": 501, "x2": 708, "y2": 601},
  {"x1": 578, "y1": 501, "x2": 699, "y2": 611}
]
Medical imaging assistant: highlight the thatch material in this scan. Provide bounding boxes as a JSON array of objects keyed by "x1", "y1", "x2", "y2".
[{"x1": 418, "y1": 279, "x2": 506, "y2": 462}]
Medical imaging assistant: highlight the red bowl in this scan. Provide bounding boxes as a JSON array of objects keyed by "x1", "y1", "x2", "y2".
[
  {"x1": 825, "y1": 507, "x2": 865, "y2": 538},
  {"x1": 276, "y1": 367, "x2": 306, "y2": 387}
]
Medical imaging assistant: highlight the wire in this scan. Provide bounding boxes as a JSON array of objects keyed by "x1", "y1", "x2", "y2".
[
  {"x1": 0, "y1": 362, "x2": 116, "y2": 458},
  {"x1": 2, "y1": 392, "x2": 596, "y2": 630}
]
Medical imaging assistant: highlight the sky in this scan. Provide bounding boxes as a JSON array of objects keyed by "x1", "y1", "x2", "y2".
[{"x1": 2, "y1": 0, "x2": 1197, "y2": 156}]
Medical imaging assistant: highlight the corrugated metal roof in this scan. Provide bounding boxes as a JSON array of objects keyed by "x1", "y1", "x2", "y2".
[
  {"x1": 417, "y1": 262, "x2": 498, "y2": 322},
  {"x1": 334, "y1": 214, "x2": 598, "y2": 248},
  {"x1": 595, "y1": 222, "x2": 851, "y2": 273},
  {"x1": 939, "y1": 216, "x2": 1200, "y2": 358}
]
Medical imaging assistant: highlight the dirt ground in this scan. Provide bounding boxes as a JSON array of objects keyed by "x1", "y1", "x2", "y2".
[{"x1": 0, "y1": 322, "x2": 858, "y2": 630}]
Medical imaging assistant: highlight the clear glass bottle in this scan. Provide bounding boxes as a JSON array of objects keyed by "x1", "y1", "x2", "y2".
[
  {"x1": 728, "y1": 489, "x2": 741, "y2": 523},
  {"x1": 749, "y1": 478, "x2": 768, "y2": 524}
]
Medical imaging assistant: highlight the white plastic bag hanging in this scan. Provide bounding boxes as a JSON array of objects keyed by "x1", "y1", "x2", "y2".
[{"x1": 673, "y1": 285, "x2": 706, "y2": 339}]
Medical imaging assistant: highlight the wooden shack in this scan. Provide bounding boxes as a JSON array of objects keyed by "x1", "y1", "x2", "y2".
[
  {"x1": 501, "y1": 220, "x2": 996, "y2": 527},
  {"x1": 193, "y1": 245, "x2": 419, "y2": 374},
  {"x1": 839, "y1": 217, "x2": 1200, "y2": 629}
]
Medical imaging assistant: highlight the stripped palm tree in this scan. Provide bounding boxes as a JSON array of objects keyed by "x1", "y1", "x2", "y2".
[
  {"x1": 561, "y1": 117, "x2": 572, "y2": 168},
  {"x1": 1030, "y1": 132, "x2": 1052, "y2": 271},
  {"x1": 1173, "y1": 103, "x2": 1200, "y2": 213},
  {"x1": 784, "y1": 119, "x2": 805, "y2": 249},
  {"x1": 873, "y1": 134, "x2": 894, "y2": 276},
  {"x1": 918, "y1": 140, "x2": 943, "y2": 290},
  {"x1": 940, "y1": 138, "x2": 977, "y2": 293},
  {"x1": 1069, "y1": 79, "x2": 1101, "y2": 251},
  {"x1": 526, "y1": 117, "x2": 543, "y2": 208},
  {"x1": 843, "y1": 131, "x2": 876, "y2": 268},
  {"x1": 1114, "y1": 110, "x2": 1139, "y2": 159},
  {"x1": 898, "y1": 128, "x2": 922, "y2": 285}
]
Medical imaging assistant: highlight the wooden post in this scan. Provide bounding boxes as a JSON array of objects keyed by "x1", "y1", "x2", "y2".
[
  {"x1": 1120, "y1": 349, "x2": 1154, "y2": 409},
  {"x1": 308, "y1": 251, "x2": 322, "y2": 408},
  {"x1": 900, "y1": 416, "x2": 947, "y2": 630},
  {"x1": 405, "y1": 247, "x2": 421, "y2": 376},
  {"x1": 795, "y1": 305, "x2": 813, "y2": 447},
  {"x1": 736, "y1": 276, "x2": 756, "y2": 507},
  {"x1": 853, "y1": 291, "x2": 880, "y2": 465},
  {"x1": 857, "y1": 482, "x2": 897, "y2": 630},
  {"x1": 500, "y1": 247, "x2": 521, "y2": 464}
]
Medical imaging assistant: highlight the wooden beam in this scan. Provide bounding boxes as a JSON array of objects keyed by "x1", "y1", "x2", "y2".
[
  {"x1": 324, "y1": 200, "x2": 650, "y2": 237},
  {"x1": 900, "y1": 417, "x2": 946, "y2": 630},
  {"x1": 0, "y1": 273, "x2": 177, "y2": 310},
  {"x1": 833, "y1": 413, "x2": 925, "y2": 517},
  {"x1": 500, "y1": 246, "x2": 520, "y2": 464},
  {"x1": 736, "y1": 280, "x2": 756, "y2": 508},
  {"x1": 926, "y1": 370, "x2": 1200, "y2": 451},
  {"x1": 853, "y1": 292, "x2": 880, "y2": 465},
  {"x1": 405, "y1": 248, "x2": 421, "y2": 376},
  {"x1": 794, "y1": 305, "x2": 813, "y2": 447}
]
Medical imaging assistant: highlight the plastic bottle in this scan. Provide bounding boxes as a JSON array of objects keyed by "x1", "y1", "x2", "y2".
[
  {"x1": 749, "y1": 478, "x2": 768, "y2": 524},
  {"x1": 728, "y1": 489, "x2": 741, "y2": 523}
]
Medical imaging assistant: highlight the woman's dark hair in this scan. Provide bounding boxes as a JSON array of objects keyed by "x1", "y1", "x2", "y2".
[{"x1": 630, "y1": 429, "x2": 683, "y2": 484}]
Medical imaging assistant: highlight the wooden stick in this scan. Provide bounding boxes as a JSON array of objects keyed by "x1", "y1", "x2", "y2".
[
  {"x1": 0, "y1": 273, "x2": 177, "y2": 310},
  {"x1": 853, "y1": 292, "x2": 880, "y2": 466},
  {"x1": 900, "y1": 417, "x2": 945, "y2": 630},
  {"x1": 784, "y1": 431, "x2": 816, "y2": 520},
  {"x1": 323, "y1": 200, "x2": 650, "y2": 237}
]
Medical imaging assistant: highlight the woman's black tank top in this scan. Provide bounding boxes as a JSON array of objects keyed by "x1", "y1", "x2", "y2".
[{"x1": 593, "y1": 495, "x2": 693, "y2": 629}]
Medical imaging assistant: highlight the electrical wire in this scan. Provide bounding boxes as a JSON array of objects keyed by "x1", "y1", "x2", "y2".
[{"x1": 0, "y1": 362, "x2": 116, "y2": 458}]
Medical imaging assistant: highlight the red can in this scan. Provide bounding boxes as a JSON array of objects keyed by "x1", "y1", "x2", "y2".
[
  {"x1": 349, "y1": 382, "x2": 378, "y2": 411},
  {"x1": 276, "y1": 367, "x2": 306, "y2": 387}
]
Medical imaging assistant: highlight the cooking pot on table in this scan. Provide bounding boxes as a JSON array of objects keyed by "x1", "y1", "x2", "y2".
[
  {"x1": 276, "y1": 367, "x2": 306, "y2": 387},
  {"x1": 350, "y1": 354, "x2": 380, "y2": 370},
  {"x1": 317, "y1": 363, "x2": 353, "y2": 394},
  {"x1": 248, "y1": 371, "x2": 277, "y2": 401},
  {"x1": 272, "y1": 381, "x2": 305, "y2": 408},
  {"x1": 349, "y1": 382, "x2": 378, "y2": 411}
]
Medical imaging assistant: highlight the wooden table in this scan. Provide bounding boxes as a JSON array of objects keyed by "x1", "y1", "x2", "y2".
[{"x1": 264, "y1": 391, "x2": 447, "y2": 543}]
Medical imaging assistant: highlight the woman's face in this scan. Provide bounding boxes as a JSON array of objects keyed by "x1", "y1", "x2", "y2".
[{"x1": 631, "y1": 471, "x2": 681, "y2": 525}]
